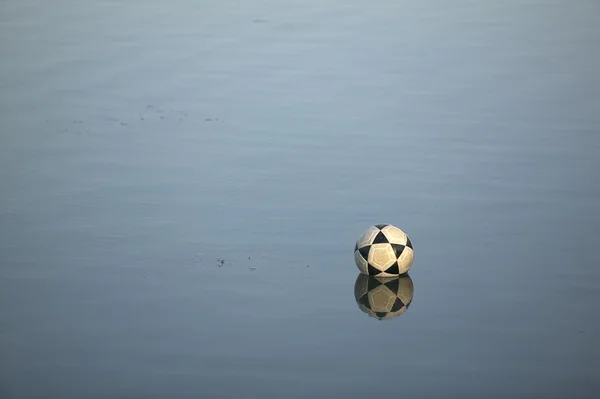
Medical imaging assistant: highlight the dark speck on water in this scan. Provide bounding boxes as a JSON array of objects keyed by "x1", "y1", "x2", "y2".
[{"x1": 0, "y1": 0, "x2": 598, "y2": 398}]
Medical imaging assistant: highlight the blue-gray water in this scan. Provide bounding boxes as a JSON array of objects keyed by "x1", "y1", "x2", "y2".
[{"x1": 1, "y1": 1, "x2": 599, "y2": 398}]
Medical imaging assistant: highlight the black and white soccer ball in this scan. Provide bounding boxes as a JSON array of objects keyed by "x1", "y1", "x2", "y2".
[
  {"x1": 354, "y1": 274, "x2": 414, "y2": 320},
  {"x1": 354, "y1": 224, "x2": 414, "y2": 276}
]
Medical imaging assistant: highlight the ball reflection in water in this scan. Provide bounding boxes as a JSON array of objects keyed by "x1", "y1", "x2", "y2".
[{"x1": 354, "y1": 273, "x2": 414, "y2": 321}]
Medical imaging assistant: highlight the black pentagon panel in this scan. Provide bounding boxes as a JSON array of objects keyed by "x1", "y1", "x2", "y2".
[
  {"x1": 390, "y1": 298, "x2": 405, "y2": 312},
  {"x1": 375, "y1": 312, "x2": 387, "y2": 319},
  {"x1": 374, "y1": 224, "x2": 388, "y2": 229},
  {"x1": 358, "y1": 246, "x2": 370, "y2": 261},
  {"x1": 372, "y1": 231, "x2": 389, "y2": 244},
  {"x1": 368, "y1": 264, "x2": 382, "y2": 275},
  {"x1": 384, "y1": 277, "x2": 400, "y2": 294},
  {"x1": 385, "y1": 262, "x2": 399, "y2": 275},
  {"x1": 391, "y1": 244, "x2": 405, "y2": 258},
  {"x1": 406, "y1": 236, "x2": 413, "y2": 249},
  {"x1": 368, "y1": 277, "x2": 383, "y2": 291},
  {"x1": 358, "y1": 294, "x2": 371, "y2": 308}
]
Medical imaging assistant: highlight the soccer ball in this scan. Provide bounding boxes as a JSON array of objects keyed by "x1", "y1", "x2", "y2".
[
  {"x1": 354, "y1": 274, "x2": 414, "y2": 320},
  {"x1": 354, "y1": 224, "x2": 414, "y2": 276}
]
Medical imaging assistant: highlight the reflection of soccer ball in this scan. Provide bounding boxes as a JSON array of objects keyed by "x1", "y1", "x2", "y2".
[
  {"x1": 354, "y1": 224, "x2": 414, "y2": 276},
  {"x1": 354, "y1": 274, "x2": 414, "y2": 320}
]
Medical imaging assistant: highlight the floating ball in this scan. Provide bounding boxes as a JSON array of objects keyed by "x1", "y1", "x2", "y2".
[
  {"x1": 354, "y1": 274, "x2": 414, "y2": 320},
  {"x1": 354, "y1": 224, "x2": 414, "y2": 276}
]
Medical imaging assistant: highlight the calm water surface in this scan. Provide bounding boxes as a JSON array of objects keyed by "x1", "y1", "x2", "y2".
[{"x1": 1, "y1": 1, "x2": 599, "y2": 398}]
